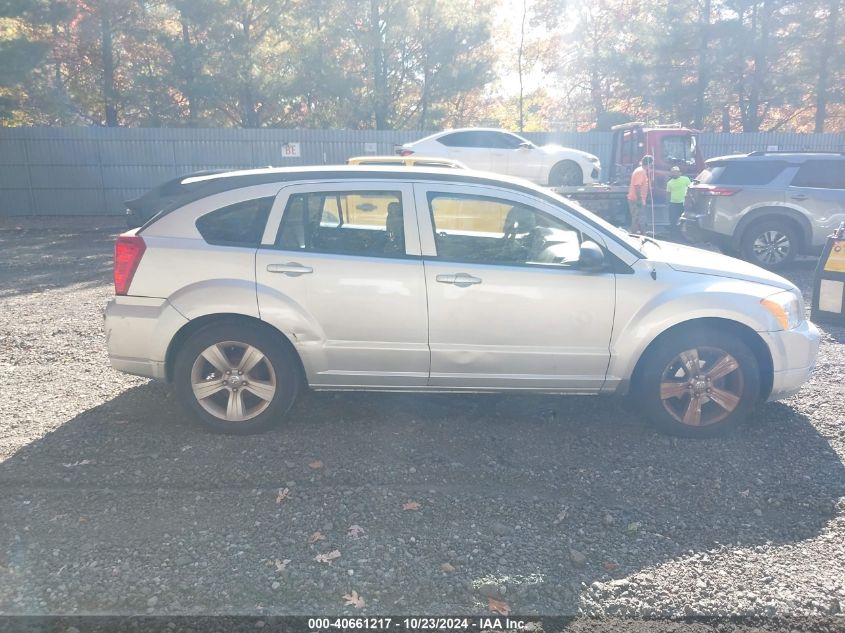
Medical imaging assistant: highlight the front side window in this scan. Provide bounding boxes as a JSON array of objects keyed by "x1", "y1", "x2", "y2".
[
  {"x1": 428, "y1": 192, "x2": 582, "y2": 267},
  {"x1": 475, "y1": 132, "x2": 522, "y2": 149},
  {"x1": 195, "y1": 196, "x2": 274, "y2": 247},
  {"x1": 275, "y1": 191, "x2": 405, "y2": 257},
  {"x1": 791, "y1": 160, "x2": 845, "y2": 189}
]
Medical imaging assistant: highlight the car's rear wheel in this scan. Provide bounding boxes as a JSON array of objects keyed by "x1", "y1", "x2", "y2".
[
  {"x1": 740, "y1": 218, "x2": 801, "y2": 269},
  {"x1": 548, "y1": 160, "x2": 583, "y2": 187},
  {"x1": 174, "y1": 323, "x2": 300, "y2": 434},
  {"x1": 637, "y1": 328, "x2": 760, "y2": 438}
]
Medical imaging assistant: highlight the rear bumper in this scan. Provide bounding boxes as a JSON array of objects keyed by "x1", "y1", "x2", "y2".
[
  {"x1": 760, "y1": 320, "x2": 821, "y2": 401},
  {"x1": 679, "y1": 212, "x2": 724, "y2": 244},
  {"x1": 104, "y1": 296, "x2": 188, "y2": 380}
]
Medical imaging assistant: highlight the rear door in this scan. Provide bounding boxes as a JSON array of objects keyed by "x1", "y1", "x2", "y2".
[
  {"x1": 414, "y1": 182, "x2": 616, "y2": 390},
  {"x1": 255, "y1": 181, "x2": 429, "y2": 387}
]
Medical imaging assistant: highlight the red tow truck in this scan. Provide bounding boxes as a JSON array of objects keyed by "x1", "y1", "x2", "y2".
[{"x1": 553, "y1": 122, "x2": 705, "y2": 234}]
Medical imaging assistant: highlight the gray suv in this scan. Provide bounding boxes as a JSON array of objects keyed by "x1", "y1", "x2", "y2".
[{"x1": 681, "y1": 152, "x2": 845, "y2": 268}]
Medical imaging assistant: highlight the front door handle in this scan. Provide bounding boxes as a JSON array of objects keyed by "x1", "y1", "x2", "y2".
[
  {"x1": 436, "y1": 272, "x2": 482, "y2": 287},
  {"x1": 791, "y1": 194, "x2": 809, "y2": 201},
  {"x1": 266, "y1": 262, "x2": 313, "y2": 276}
]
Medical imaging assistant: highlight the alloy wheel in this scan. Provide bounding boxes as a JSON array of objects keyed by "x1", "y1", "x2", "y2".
[
  {"x1": 752, "y1": 230, "x2": 791, "y2": 265},
  {"x1": 659, "y1": 346, "x2": 745, "y2": 427},
  {"x1": 190, "y1": 341, "x2": 277, "y2": 422}
]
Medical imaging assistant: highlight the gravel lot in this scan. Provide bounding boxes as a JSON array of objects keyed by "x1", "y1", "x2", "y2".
[{"x1": 1, "y1": 229, "x2": 844, "y2": 624}]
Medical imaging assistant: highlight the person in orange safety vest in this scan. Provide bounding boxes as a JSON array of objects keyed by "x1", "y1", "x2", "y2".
[{"x1": 627, "y1": 155, "x2": 653, "y2": 234}]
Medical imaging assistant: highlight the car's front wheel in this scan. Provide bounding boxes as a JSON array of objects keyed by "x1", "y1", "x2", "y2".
[
  {"x1": 548, "y1": 160, "x2": 583, "y2": 187},
  {"x1": 637, "y1": 327, "x2": 760, "y2": 438},
  {"x1": 174, "y1": 323, "x2": 300, "y2": 434}
]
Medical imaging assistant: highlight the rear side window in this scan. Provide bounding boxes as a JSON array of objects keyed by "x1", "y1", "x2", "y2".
[
  {"x1": 438, "y1": 132, "x2": 478, "y2": 147},
  {"x1": 196, "y1": 196, "x2": 274, "y2": 247},
  {"x1": 703, "y1": 161, "x2": 788, "y2": 185},
  {"x1": 791, "y1": 160, "x2": 845, "y2": 189},
  {"x1": 275, "y1": 191, "x2": 406, "y2": 258}
]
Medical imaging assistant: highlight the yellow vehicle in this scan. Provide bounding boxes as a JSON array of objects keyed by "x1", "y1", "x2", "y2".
[{"x1": 346, "y1": 155, "x2": 467, "y2": 169}]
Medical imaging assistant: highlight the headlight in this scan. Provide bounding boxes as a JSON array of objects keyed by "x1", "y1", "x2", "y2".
[{"x1": 761, "y1": 290, "x2": 803, "y2": 330}]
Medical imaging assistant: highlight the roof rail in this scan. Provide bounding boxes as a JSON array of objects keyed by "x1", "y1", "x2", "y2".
[{"x1": 747, "y1": 150, "x2": 845, "y2": 156}]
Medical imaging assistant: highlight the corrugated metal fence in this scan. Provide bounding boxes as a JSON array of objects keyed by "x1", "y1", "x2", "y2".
[{"x1": 1, "y1": 127, "x2": 843, "y2": 217}]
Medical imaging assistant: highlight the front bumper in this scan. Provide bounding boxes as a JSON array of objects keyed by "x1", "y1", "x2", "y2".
[
  {"x1": 760, "y1": 320, "x2": 821, "y2": 401},
  {"x1": 104, "y1": 296, "x2": 188, "y2": 380}
]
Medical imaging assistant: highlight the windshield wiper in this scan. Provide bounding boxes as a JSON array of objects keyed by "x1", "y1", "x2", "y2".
[{"x1": 628, "y1": 233, "x2": 661, "y2": 248}]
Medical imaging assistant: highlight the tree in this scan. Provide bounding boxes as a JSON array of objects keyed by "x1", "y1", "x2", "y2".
[{"x1": 0, "y1": 0, "x2": 55, "y2": 121}]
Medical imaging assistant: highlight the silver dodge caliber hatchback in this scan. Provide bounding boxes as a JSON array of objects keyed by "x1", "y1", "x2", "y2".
[{"x1": 104, "y1": 166, "x2": 820, "y2": 438}]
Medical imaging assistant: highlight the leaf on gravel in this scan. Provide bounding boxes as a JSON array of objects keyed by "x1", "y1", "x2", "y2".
[
  {"x1": 309, "y1": 531, "x2": 326, "y2": 544},
  {"x1": 441, "y1": 562, "x2": 455, "y2": 573},
  {"x1": 276, "y1": 488, "x2": 290, "y2": 504},
  {"x1": 488, "y1": 597, "x2": 511, "y2": 615},
  {"x1": 402, "y1": 501, "x2": 421, "y2": 511},
  {"x1": 739, "y1": 489, "x2": 750, "y2": 498},
  {"x1": 315, "y1": 550, "x2": 341, "y2": 564},
  {"x1": 309, "y1": 460, "x2": 324, "y2": 469},
  {"x1": 627, "y1": 521, "x2": 641, "y2": 532},
  {"x1": 62, "y1": 459, "x2": 93, "y2": 468},
  {"x1": 274, "y1": 558, "x2": 291, "y2": 572},
  {"x1": 343, "y1": 590, "x2": 365, "y2": 608},
  {"x1": 602, "y1": 561, "x2": 619, "y2": 572},
  {"x1": 347, "y1": 525, "x2": 365, "y2": 539}
]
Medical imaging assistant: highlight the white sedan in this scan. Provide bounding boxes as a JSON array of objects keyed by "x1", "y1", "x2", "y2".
[{"x1": 398, "y1": 128, "x2": 601, "y2": 186}]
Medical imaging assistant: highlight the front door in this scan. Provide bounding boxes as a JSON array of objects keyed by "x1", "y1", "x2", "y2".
[
  {"x1": 256, "y1": 182, "x2": 429, "y2": 387},
  {"x1": 414, "y1": 183, "x2": 616, "y2": 390}
]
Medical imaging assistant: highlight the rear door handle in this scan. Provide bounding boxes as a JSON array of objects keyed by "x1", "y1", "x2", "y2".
[
  {"x1": 266, "y1": 262, "x2": 313, "y2": 276},
  {"x1": 436, "y1": 272, "x2": 482, "y2": 287},
  {"x1": 791, "y1": 194, "x2": 809, "y2": 201}
]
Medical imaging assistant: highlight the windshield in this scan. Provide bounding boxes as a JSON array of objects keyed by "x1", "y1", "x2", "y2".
[
  {"x1": 543, "y1": 188, "x2": 645, "y2": 252},
  {"x1": 662, "y1": 134, "x2": 698, "y2": 166}
]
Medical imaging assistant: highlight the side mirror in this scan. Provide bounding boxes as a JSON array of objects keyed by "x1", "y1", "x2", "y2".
[
  {"x1": 578, "y1": 240, "x2": 605, "y2": 272},
  {"x1": 518, "y1": 142, "x2": 533, "y2": 150}
]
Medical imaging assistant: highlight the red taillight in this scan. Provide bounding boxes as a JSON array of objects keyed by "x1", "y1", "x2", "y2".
[
  {"x1": 399, "y1": 149, "x2": 414, "y2": 156},
  {"x1": 114, "y1": 235, "x2": 146, "y2": 295},
  {"x1": 694, "y1": 185, "x2": 740, "y2": 196}
]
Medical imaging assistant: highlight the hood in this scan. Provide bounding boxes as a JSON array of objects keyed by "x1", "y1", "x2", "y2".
[{"x1": 644, "y1": 241, "x2": 796, "y2": 291}]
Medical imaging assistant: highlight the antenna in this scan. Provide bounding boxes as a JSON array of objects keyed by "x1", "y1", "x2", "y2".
[{"x1": 647, "y1": 143, "x2": 656, "y2": 237}]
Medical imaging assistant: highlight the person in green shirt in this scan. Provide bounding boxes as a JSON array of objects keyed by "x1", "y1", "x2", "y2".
[{"x1": 666, "y1": 166, "x2": 692, "y2": 241}]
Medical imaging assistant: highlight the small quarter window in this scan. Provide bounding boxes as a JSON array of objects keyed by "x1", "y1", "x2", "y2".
[{"x1": 195, "y1": 196, "x2": 273, "y2": 247}]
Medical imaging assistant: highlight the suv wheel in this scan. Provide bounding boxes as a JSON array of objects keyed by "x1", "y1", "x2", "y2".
[
  {"x1": 548, "y1": 160, "x2": 583, "y2": 187},
  {"x1": 637, "y1": 327, "x2": 760, "y2": 438},
  {"x1": 740, "y1": 218, "x2": 800, "y2": 269},
  {"x1": 174, "y1": 323, "x2": 300, "y2": 434}
]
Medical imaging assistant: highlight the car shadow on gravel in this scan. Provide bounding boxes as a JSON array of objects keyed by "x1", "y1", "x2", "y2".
[
  {"x1": 0, "y1": 230, "x2": 115, "y2": 296},
  {"x1": 1, "y1": 382, "x2": 844, "y2": 615}
]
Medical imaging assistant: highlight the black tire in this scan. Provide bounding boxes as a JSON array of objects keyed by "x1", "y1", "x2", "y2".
[
  {"x1": 636, "y1": 327, "x2": 760, "y2": 438},
  {"x1": 174, "y1": 322, "x2": 300, "y2": 434},
  {"x1": 739, "y1": 218, "x2": 801, "y2": 269},
  {"x1": 548, "y1": 160, "x2": 583, "y2": 187}
]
